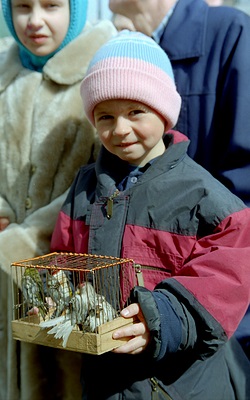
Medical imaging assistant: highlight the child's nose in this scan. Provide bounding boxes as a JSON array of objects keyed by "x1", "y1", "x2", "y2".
[
  {"x1": 113, "y1": 117, "x2": 131, "y2": 136},
  {"x1": 27, "y1": 8, "x2": 43, "y2": 29}
]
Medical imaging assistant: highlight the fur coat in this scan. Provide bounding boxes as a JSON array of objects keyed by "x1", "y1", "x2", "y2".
[{"x1": 0, "y1": 20, "x2": 117, "y2": 400}]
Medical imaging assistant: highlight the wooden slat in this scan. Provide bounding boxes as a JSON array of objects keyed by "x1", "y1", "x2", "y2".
[{"x1": 11, "y1": 316, "x2": 135, "y2": 355}]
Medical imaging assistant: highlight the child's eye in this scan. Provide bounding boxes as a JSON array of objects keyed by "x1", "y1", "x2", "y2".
[
  {"x1": 47, "y1": 3, "x2": 60, "y2": 7},
  {"x1": 13, "y1": 3, "x2": 30, "y2": 8},
  {"x1": 97, "y1": 115, "x2": 113, "y2": 122},
  {"x1": 130, "y1": 109, "x2": 144, "y2": 116},
  {"x1": 43, "y1": 1, "x2": 62, "y2": 8},
  {"x1": 94, "y1": 112, "x2": 112, "y2": 124}
]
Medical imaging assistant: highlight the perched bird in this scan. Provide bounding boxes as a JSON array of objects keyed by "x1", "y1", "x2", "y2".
[
  {"x1": 47, "y1": 269, "x2": 72, "y2": 318},
  {"x1": 40, "y1": 282, "x2": 91, "y2": 347},
  {"x1": 22, "y1": 267, "x2": 49, "y2": 319},
  {"x1": 40, "y1": 282, "x2": 116, "y2": 347},
  {"x1": 71, "y1": 281, "x2": 117, "y2": 331},
  {"x1": 82, "y1": 284, "x2": 117, "y2": 332}
]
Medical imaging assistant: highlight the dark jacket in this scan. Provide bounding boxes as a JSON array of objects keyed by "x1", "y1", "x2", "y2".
[
  {"x1": 161, "y1": 0, "x2": 250, "y2": 206},
  {"x1": 51, "y1": 131, "x2": 250, "y2": 400}
]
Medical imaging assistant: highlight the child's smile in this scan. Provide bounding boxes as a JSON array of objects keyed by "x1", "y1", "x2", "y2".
[{"x1": 94, "y1": 99, "x2": 166, "y2": 167}]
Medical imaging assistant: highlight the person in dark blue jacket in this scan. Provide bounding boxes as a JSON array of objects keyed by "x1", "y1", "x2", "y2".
[{"x1": 109, "y1": 0, "x2": 250, "y2": 359}]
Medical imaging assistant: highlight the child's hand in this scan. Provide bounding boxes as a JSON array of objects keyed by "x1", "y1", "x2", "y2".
[
  {"x1": 112, "y1": 303, "x2": 150, "y2": 354},
  {"x1": 0, "y1": 217, "x2": 10, "y2": 231}
]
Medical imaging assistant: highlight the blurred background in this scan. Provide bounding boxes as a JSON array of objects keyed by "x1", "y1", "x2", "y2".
[{"x1": 1, "y1": 0, "x2": 250, "y2": 39}]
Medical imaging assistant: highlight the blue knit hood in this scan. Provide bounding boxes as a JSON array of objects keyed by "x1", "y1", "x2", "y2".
[{"x1": 2, "y1": 0, "x2": 88, "y2": 71}]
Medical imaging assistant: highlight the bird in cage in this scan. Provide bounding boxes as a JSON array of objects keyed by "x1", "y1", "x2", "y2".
[
  {"x1": 22, "y1": 267, "x2": 49, "y2": 320},
  {"x1": 82, "y1": 283, "x2": 117, "y2": 332},
  {"x1": 40, "y1": 281, "x2": 117, "y2": 347},
  {"x1": 46, "y1": 269, "x2": 73, "y2": 318}
]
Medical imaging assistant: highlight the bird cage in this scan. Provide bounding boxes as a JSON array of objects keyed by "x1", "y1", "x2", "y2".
[{"x1": 11, "y1": 252, "x2": 136, "y2": 355}]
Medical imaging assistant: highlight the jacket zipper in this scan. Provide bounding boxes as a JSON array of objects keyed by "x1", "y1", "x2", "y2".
[
  {"x1": 150, "y1": 377, "x2": 172, "y2": 400},
  {"x1": 133, "y1": 264, "x2": 165, "y2": 287},
  {"x1": 106, "y1": 189, "x2": 119, "y2": 219}
]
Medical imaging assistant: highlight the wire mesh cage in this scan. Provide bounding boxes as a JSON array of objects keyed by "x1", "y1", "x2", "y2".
[{"x1": 11, "y1": 252, "x2": 136, "y2": 354}]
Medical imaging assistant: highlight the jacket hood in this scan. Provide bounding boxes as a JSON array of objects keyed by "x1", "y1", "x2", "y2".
[{"x1": 95, "y1": 130, "x2": 190, "y2": 195}]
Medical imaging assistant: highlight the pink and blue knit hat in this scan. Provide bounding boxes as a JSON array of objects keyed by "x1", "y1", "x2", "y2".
[{"x1": 80, "y1": 30, "x2": 181, "y2": 130}]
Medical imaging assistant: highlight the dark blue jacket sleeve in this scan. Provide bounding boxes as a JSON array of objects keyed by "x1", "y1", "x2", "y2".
[{"x1": 130, "y1": 286, "x2": 184, "y2": 360}]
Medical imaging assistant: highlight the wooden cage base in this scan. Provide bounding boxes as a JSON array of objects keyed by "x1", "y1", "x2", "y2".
[{"x1": 12, "y1": 316, "x2": 135, "y2": 355}]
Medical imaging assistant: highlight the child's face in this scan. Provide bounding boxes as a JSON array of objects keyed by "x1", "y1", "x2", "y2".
[
  {"x1": 94, "y1": 99, "x2": 166, "y2": 167},
  {"x1": 11, "y1": 0, "x2": 70, "y2": 56}
]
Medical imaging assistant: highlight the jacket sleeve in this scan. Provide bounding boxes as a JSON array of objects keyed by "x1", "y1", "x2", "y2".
[
  {"x1": 50, "y1": 165, "x2": 97, "y2": 254},
  {"x1": 131, "y1": 207, "x2": 250, "y2": 362},
  {"x1": 130, "y1": 286, "x2": 184, "y2": 360},
  {"x1": 50, "y1": 209, "x2": 75, "y2": 253},
  {"x1": 210, "y1": 12, "x2": 250, "y2": 206}
]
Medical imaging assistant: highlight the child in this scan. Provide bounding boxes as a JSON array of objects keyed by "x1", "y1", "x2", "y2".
[
  {"x1": 51, "y1": 31, "x2": 250, "y2": 400},
  {"x1": 0, "y1": 1, "x2": 116, "y2": 399}
]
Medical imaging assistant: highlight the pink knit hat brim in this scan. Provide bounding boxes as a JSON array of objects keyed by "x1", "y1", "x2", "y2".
[{"x1": 81, "y1": 57, "x2": 181, "y2": 130}]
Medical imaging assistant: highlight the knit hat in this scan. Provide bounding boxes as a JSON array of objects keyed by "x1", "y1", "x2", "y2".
[
  {"x1": 80, "y1": 30, "x2": 181, "y2": 131},
  {"x1": 2, "y1": 0, "x2": 88, "y2": 71}
]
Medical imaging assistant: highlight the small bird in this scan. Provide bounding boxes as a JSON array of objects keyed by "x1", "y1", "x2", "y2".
[
  {"x1": 40, "y1": 282, "x2": 116, "y2": 347},
  {"x1": 22, "y1": 267, "x2": 49, "y2": 319},
  {"x1": 40, "y1": 282, "x2": 91, "y2": 347},
  {"x1": 47, "y1": 270, "x2": 72, "y2": 318},
  {"x1": 81, "y1": 283, "x2": 117, "y2": 332}
]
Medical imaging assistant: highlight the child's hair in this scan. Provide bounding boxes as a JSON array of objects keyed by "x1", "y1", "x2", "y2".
[
  {"x1": 80, "y1": 30, "x2": 181, "y2": 131},
  {"x1": 2, "y1": 0, "x2": 88, "y2": 71}
]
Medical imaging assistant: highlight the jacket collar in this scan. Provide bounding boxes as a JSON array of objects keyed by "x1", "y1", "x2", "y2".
[
  {"x1": 160, "y1": 0, "x2": 208, "y2": 60},
  {"x1": 95, "y1": 131, "x2": 190, "y2": 195},
  {"x1": 0, "y1": 22, "x2": 101, "y2": 91}
]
